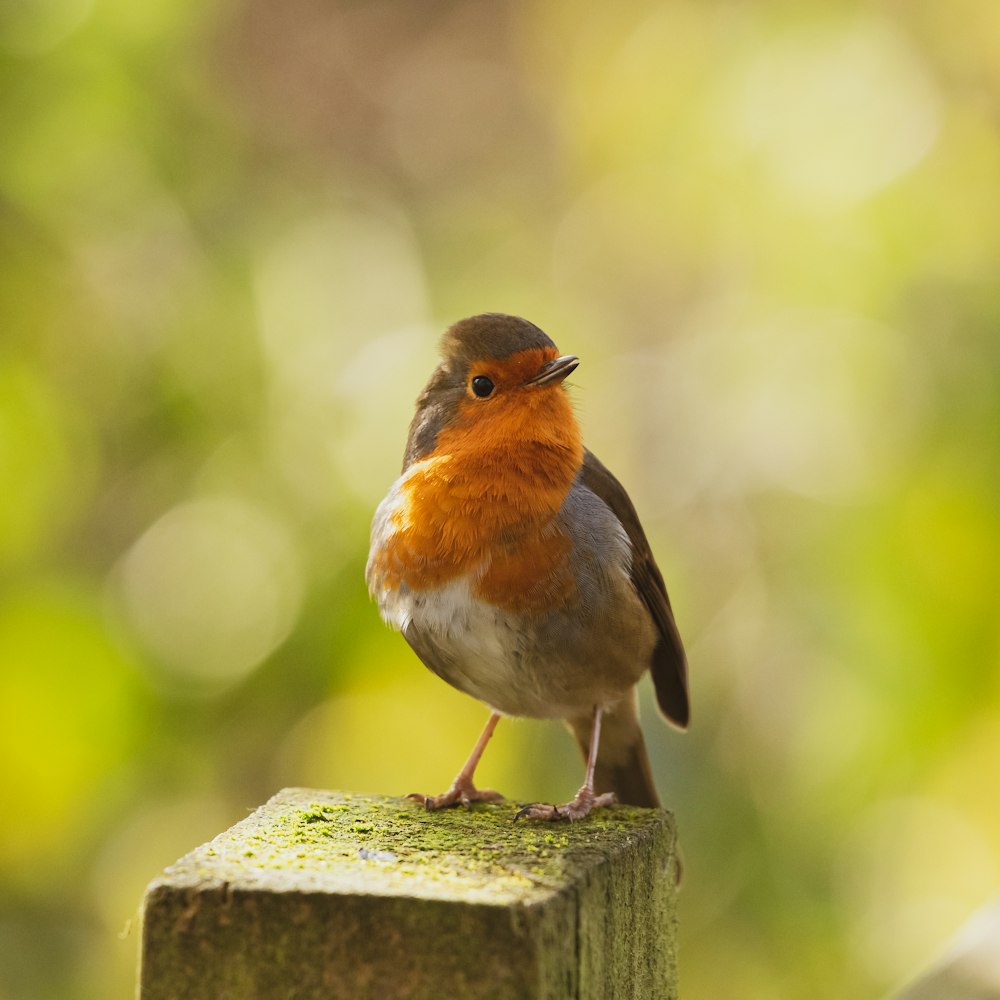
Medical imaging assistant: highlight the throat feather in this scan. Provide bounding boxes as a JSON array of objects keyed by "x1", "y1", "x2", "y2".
[{"x1": 378, "y1": 382, "x2": 584, "y2": 606}]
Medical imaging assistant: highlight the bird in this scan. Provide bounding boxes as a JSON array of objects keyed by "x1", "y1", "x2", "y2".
[{"x1": 366, "y1": 313, "x2": 688, "y2": 820}]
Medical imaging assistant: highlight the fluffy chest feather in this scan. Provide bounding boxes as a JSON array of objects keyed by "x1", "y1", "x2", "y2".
[{"x1": 367, "y1": 441, "x2": 579, "y2": 615}]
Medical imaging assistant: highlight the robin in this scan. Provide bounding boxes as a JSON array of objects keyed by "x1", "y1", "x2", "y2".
[{"x1": 366, "y1": 313, "x2": 688, "y2": 820}]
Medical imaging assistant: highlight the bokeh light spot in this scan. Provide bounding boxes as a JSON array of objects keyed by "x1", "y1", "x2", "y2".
[
  {"x1": 726, "y1": 17, "x2": 941, "y2": 208},
  {"x1": 117, "y1": 496, "x2": 303, "y2": 690}
]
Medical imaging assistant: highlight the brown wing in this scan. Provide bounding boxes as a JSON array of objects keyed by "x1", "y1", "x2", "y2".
[{"x1": 579, "y1": 450, "x2": 690, "y2": 728}]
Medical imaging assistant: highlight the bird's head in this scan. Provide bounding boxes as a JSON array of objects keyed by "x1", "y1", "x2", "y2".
[{"x1": 404, "y1": 314, "x2": 581, "y2": 469}]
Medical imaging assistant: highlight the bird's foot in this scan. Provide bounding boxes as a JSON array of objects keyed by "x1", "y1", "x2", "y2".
[
  {"x1": 408, "y1": 781, "x2": 504, "y2": 812},
  {"x1": 514, "y1": 786, "x2": 617, "y2": 822}
]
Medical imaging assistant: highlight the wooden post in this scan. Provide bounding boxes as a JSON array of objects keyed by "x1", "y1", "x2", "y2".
[{"x1": 138, "y1": 788, "x2": 680, "y2": 1000}]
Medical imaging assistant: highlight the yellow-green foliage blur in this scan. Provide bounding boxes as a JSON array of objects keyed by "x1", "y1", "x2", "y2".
[{"x1": 1, "y1": 1, "x2": 999, "y2": 998}]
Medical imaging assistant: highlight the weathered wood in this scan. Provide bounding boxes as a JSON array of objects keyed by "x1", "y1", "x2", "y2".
[
  {"x1": 138, "y1": 788, "x2": 679, "y2": 1000},
  {"x1": 891, "y1": 899, "x2": 1000, "y2": 1000}
]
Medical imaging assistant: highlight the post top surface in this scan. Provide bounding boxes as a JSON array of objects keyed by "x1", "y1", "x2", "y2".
[{"x1": 149, "y1": 787, "x2": 676, "y2": 907}]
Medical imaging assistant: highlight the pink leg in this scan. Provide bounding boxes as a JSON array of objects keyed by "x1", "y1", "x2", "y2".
[
  {"x1": 409, "y1": 712, "x2": 505, "y2": 811},
  {"x1": 516, "y1": 705, "x2": 616, "y2": 822}
]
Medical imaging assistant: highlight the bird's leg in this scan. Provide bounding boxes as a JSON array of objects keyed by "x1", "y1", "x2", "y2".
[
  {"x1": 409, "y1": 711, "x2": 505, "y2": 811},
  {"x1": 516, "y1": 705, "x2": 616, "y2": 821}
]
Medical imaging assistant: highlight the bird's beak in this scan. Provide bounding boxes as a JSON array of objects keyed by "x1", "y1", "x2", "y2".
[{"x1": 526, "y1": 354, "x2": 579, "y2": 387}]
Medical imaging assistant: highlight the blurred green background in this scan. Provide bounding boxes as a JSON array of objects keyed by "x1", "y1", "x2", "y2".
[{"x1": 1, "y1": 0, "x2": 999, "y2": 997}]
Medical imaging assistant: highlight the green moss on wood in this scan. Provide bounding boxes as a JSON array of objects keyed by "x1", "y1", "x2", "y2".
[{"x1": 164, "y1": 789, "x2": 670, "y2": 906}]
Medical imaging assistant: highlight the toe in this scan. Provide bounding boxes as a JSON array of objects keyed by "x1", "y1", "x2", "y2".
[
  {"x1": 425, "y1": 792, "x2": 458, "y2": 811},
  {"x1": 514, "y1": 803, "x2": 560, "y2": 822},
  {"x1": 459, "y1": 788, "x2": 504, "y2": 809},
  {"x1": 407, "y1": 790, "x2": 458, "y2": 811},
  {"x1": 475, "y1": 788, "x2": 504, "y2": 803}
]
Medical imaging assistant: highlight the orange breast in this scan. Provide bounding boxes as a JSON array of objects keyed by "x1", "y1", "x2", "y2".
[{"x1": 376, "y1": 377, "x2": 584, "y2": 613}]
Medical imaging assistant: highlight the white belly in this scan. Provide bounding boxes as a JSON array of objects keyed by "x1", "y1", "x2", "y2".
[{"x1": 379, "y1": 575, "x2": 530, "y2": 711}]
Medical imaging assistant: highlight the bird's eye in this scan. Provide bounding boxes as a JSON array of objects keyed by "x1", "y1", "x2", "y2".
[{"x1": 471, "y1": 375, "x2": 495, "y2": 398}]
